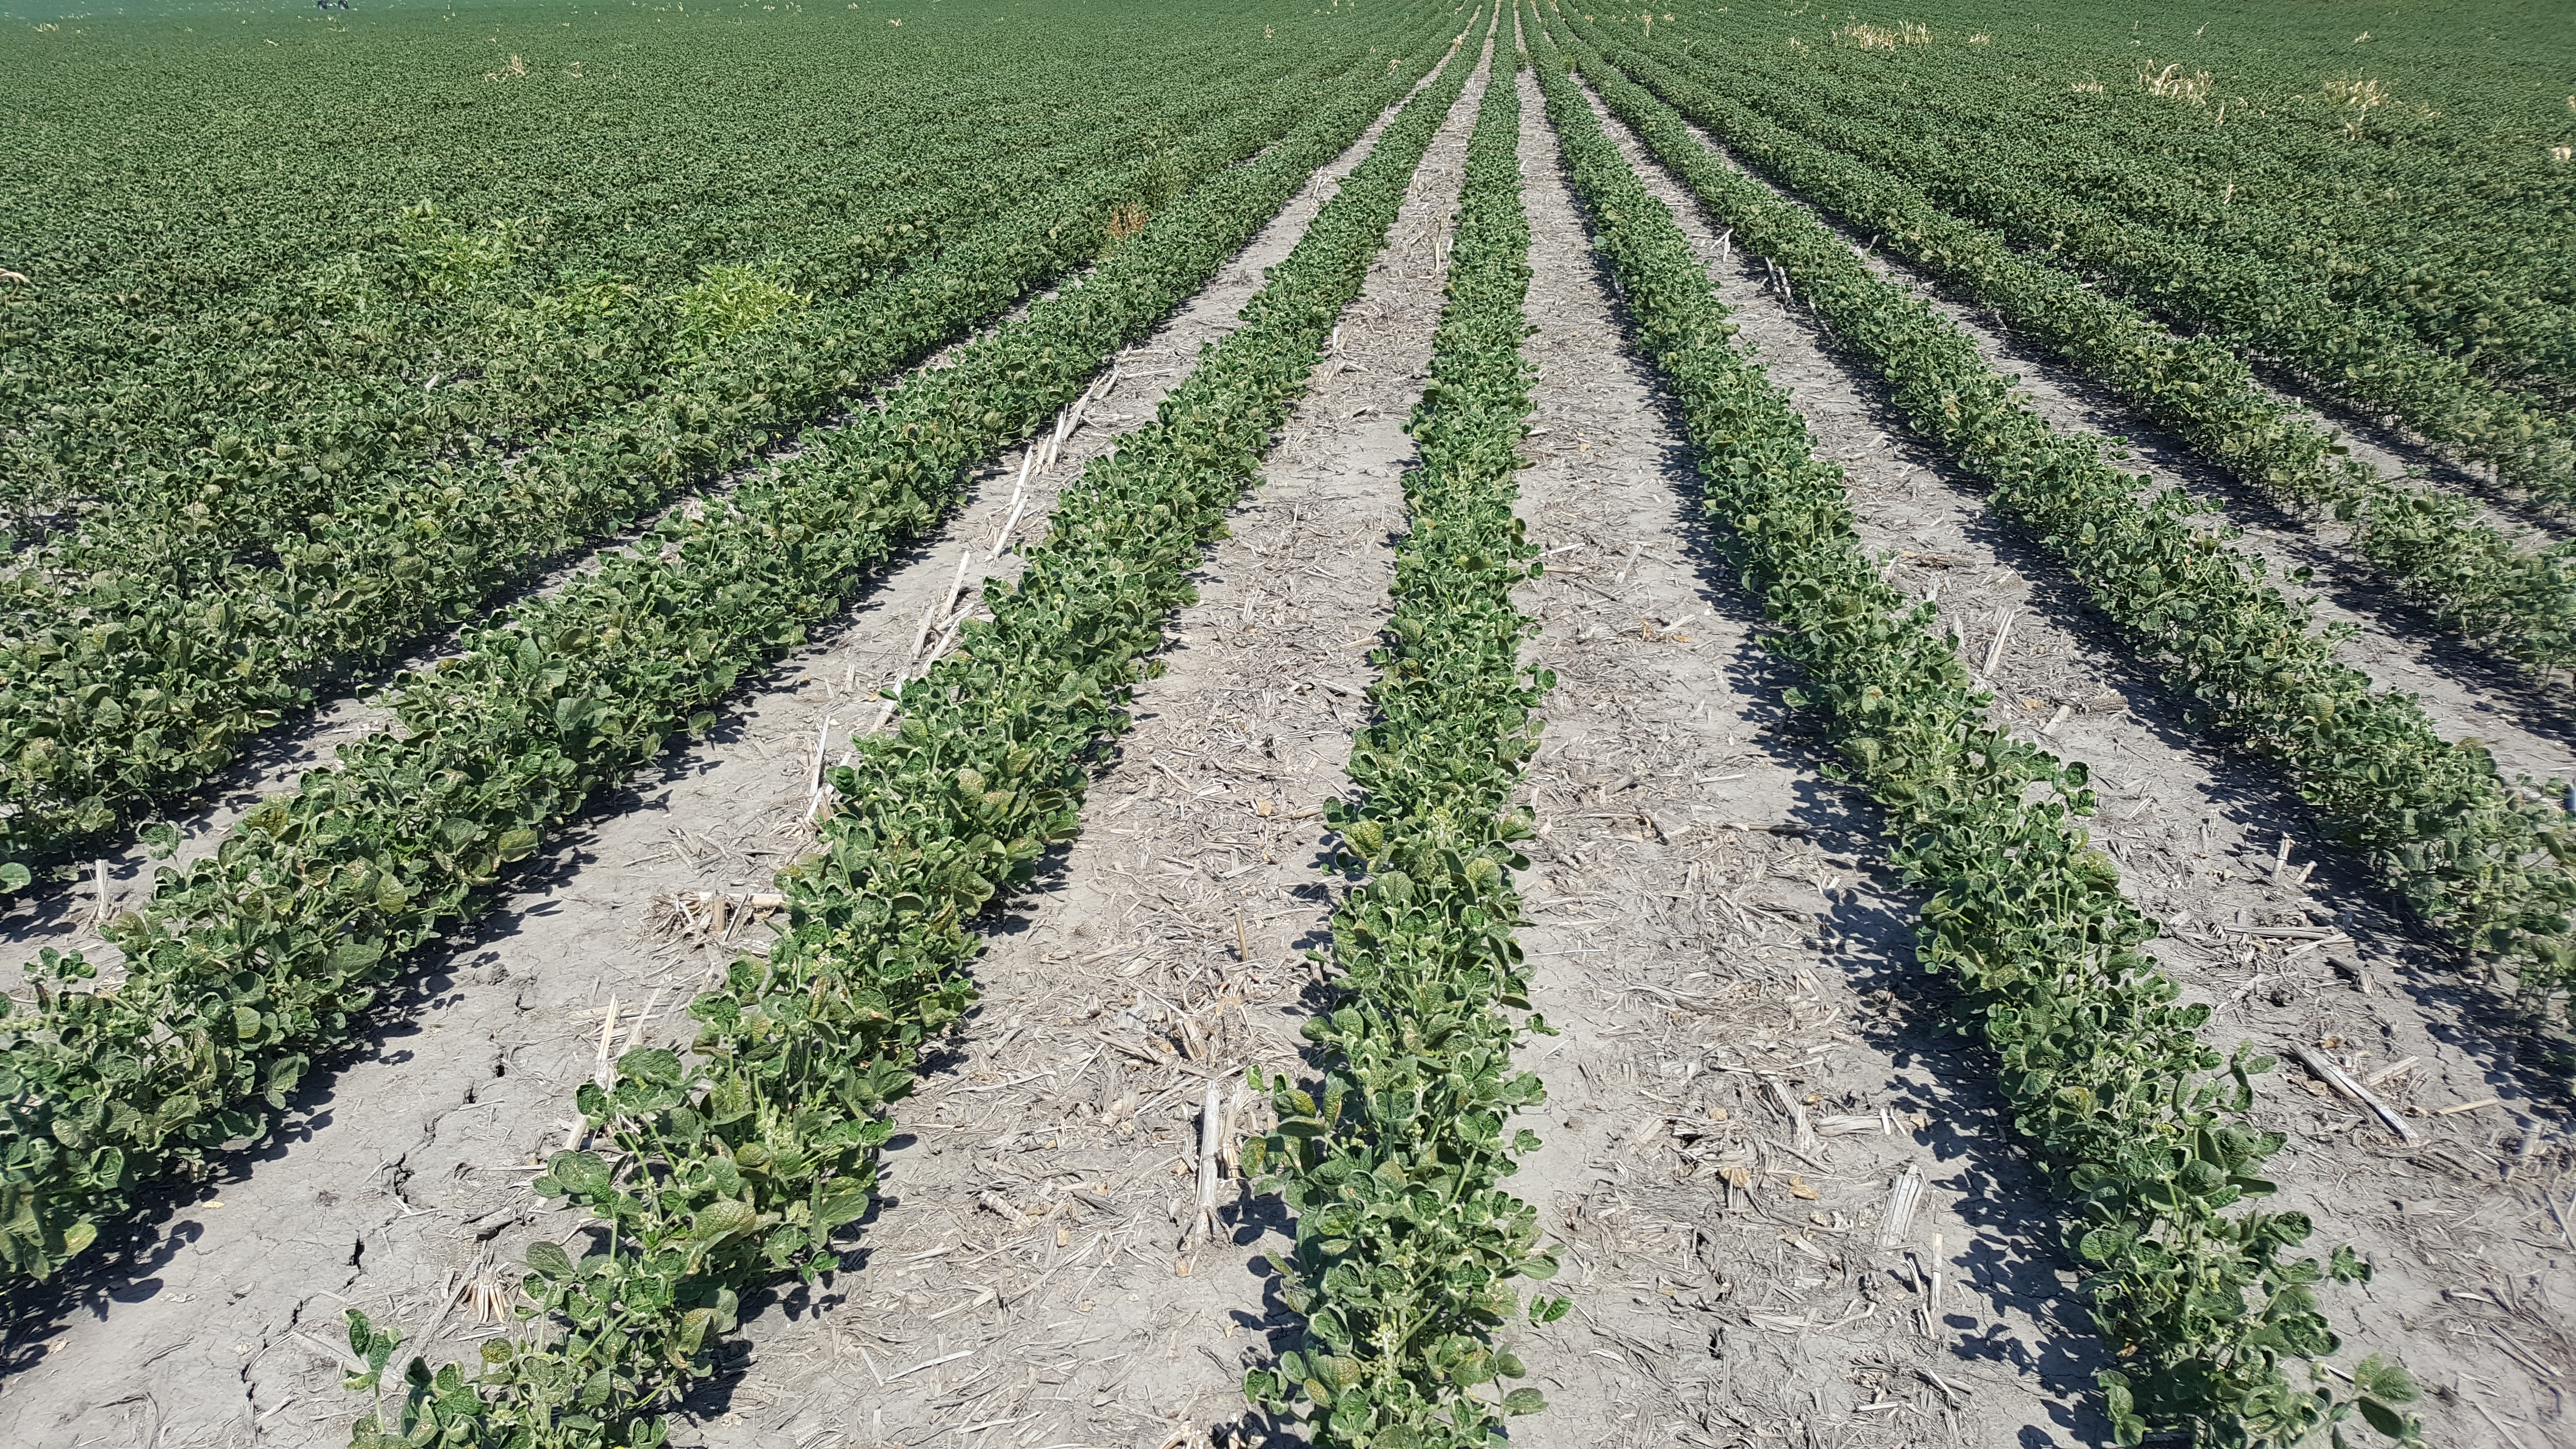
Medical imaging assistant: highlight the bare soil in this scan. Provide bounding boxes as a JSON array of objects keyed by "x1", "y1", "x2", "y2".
[
  {"x1": 10, "y1": 18, "x2": 2574, "y2": 1449},
  {"x1": 0, "y1": 48, "x2": 1475, "y2": 1449},
  {"x1": 686, "y1": 35, "x2": 1493, "y2": 1449},
  {"x1": 1576, "y1": 66, "x2": 2576, "y2": 1449}
]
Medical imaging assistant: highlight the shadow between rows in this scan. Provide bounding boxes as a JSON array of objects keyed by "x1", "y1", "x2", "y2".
[
  {"x1": 1620, "y1": 101, "x2": 2576, "y2": 1114},
  {"x1": 0, "y1": 484, "x2": 977, "y2": 1370},
  {"x1": 0, "y1": 111, "x2": 1454, "y2": 1413},
  {"x1": 1197, "y1": 141, "x2": 2116, "y2": 1441},
  {"x1": 671, "y1": 459, "x2": 1400, "y2": 1436},
  {"x1": 1534, "y1": 148, "x2": 2129, "y2": 1444},
  {"x1": 2237, "y1": 351, "x2": 2576, "y2": 547}
]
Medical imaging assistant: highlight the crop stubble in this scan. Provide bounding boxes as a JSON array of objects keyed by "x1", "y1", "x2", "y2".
[
  {"x1": 0, "y1": 37, "x2": 1465, "y2": 1449},
  {"x1": 1570, "y1": 55, "x2": 2573, "y2": 1449},
  {"x1": 699, "y1": 35, "x2": 1496, "y2": 1448}
]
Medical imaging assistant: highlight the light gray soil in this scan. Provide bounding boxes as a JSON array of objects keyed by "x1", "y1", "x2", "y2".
[
  {"x1": 1500, "y1": 59, "x2": 2098, "y2": 1449},
  {"x1": 12, "y1": 15, "x2": 2572, "y2": 1449},
  {"x1": 1571, "y1": 56, "x2": 2575, "y2": 1449},
  {"x1": 688, "y1": 35, "x2": 1495, "y2": 1449},
  {"x1": 0, "y1": 39, "x2": 1476, "y2": 1449},
  {"x1": 1601, "y1": 80, "x2": 2576, "y2": 785}
]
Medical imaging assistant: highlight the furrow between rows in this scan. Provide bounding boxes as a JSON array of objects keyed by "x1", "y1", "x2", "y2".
[
  {"x1": 1498, "y1": 51, "x2": 2093, "y2": 1449},
  {"x1": 699, "y1": 37, "x2": 1498, "y2": 1449},
  {"x1": 0, "y1": 19, "x2": 1473, "y2": 1423}
]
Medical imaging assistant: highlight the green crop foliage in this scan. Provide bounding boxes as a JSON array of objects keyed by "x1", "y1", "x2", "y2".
[
  {"x1": 0, "y1": 3, "x2": 1464, "y2": 1297},
  {"x1": 1240, "y1": 30, "x2": 1565, "y2": 1449},
  {"x1": 1552, "y1": 17, "x2": 2576, "y2": 1039},
  {"x1": 1599, "y1": 6, "x2": 2576, "y2": 499},
  {"x1": 1625, "y1": 0, "x2": 2576, "y2": 402},
  {"x1": 331, "y1": 12, "x2": 1485, "y2": 1445},
  {"x1": 1571, "y1": 14, "x2": 2576, "y2": 675},
  {"x1": 1527, "y1": 10, "x2": 2420, "y2": 1446},
  {"x1": 0, "y1": 1, "x2": 1326, "y2": 514},
  {"x1": 0, "y1": 7, "x2": 1382, "y2": 892}
]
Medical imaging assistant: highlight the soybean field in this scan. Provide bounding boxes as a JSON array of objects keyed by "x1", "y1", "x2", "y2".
[{"x1": 3, "y1": 1, "x2": 2573, "y2": 1447}]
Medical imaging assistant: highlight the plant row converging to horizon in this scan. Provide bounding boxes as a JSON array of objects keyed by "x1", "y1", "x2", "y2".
[
  {"x1": 1529, "y1": 11, "x2": 2418, "y2": 1443},
  {"x1": 13, "y1": 1, "x2": 2576, "y2": 1445}
]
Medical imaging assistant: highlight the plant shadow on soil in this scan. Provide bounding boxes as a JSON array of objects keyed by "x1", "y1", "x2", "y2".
[
  {"x1": 0, "y1": 458, "x2": 780, "y2": 951},
  {"x1": 0, "y1": 812, "x2": 666, "y2": 1375},
  {"x1": 1777, "y1": 270, "x2": 2576, "y2": 1113},
  {"x1": 1849, "y1": 239, "x2": 2576, "y2": 1105},
  {"x1": 0, "y1": 497, "x2": 981, "y2": 1367},
  {"x1": 1219, "y1": 384, "x2": 2116, "y2": 1441},
  {"x1": 1633, "y1": 269, "x2": 2573, "y2": 1437},
  {"x1": 1669, "y1": 491, "x2": 2119, "y2": 1447},
  {"x1": 1143, "y1": 624, "x2": 1378, "y2": 1449},
  {"x1": 1557, "y1": 177, "x2": 2118, "y2": 1437}
]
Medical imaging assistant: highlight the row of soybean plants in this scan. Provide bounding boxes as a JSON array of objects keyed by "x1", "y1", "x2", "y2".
[
  {"x1": 1524, "y1": 14, "x2": 2425, "y2": 1449},
  {"x1": 0, "y1": 7, "x2": 1461, "y2": 1296},
  {"x1": 1616, "y1": 18, "x2": 2576, "y2": 500},
  {"x1": 1553, "y1": 21, "x2": 2576, "y2": 1035},
  {"x1": 3, "y1": 32, "x2": 1118, "y2": 531},
  {"x1": 8, "y1": 109, "x2": 1131, "y2": 567},
  {"x1": 1645, "y1": 6, "x2": 2576, "y2": 398},
  {"x1": 1240, "y1": 42, "x2": 1564, "y2": 1449},
  {"x1": 336, "y1": 15, "x2": 1491, "y2": 1447},
  {"x1": 1565, "y1": 17, "x2": 2576, "y2": 673},
  {"x1": 0, "y1": 33, "x2": 1427, "y2": 894},
  {"x1": 2, "y1": 3, "x2": 1336, "y2": 525}
]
